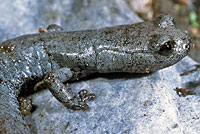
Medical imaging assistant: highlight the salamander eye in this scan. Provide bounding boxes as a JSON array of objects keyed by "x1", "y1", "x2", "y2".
[
  {"x1": 149, "y1": 35, "x2": 176, "y2": 56},
  {"x1": 158, "y1": 40, "x2": 175, "y2": 56}
]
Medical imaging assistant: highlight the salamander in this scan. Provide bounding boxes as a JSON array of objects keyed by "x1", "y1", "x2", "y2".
[{"x1": 0, "y1": 15, "x2": 192, "y2": 134}]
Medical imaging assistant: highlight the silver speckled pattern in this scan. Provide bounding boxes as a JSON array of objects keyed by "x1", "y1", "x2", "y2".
[{"x1": 0, "y1": 15, "x2": 192, "y2": 134}]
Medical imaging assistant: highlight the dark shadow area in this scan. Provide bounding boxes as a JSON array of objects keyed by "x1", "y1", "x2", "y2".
[
  {"x1": 19, "y1": 72, "x2": 152, "y2": 96},
  {"x1": 19, "y1": 77, "x2": 43, "y2": 97},
  {"x1": 69, "y1": 72, "x2": 152, "y2": 83},
  {"x1": 30, "y1": 105, "x2": 37, "y2": 113}
]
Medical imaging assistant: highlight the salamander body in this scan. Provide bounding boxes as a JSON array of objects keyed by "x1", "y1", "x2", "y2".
[{"x1": 0, "y1": 15, "x2": 192, "y2": 134}]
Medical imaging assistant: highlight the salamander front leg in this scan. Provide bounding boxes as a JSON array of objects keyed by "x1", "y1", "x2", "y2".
[{"x1": 34, "y1": 68, "x2": 95, "y2": 110}]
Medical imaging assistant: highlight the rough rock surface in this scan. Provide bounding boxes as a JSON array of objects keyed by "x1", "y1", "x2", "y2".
[{"x1": 0, "y1": 0, "x2": 200, "y2": 134}]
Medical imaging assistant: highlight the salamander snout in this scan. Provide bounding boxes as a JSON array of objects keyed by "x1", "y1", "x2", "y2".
[{"x1": 182, "y1": 36, "x2": 192, "y2": 52}]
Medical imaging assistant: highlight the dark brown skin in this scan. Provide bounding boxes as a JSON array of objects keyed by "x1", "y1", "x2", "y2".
[{"x1": 0, "y1": 15, "x2": 192, "y2": 134}]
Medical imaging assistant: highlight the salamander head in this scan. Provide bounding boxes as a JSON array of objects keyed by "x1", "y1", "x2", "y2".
[
  {"x1": 124, "y1": 14, "x2": 192, "y2": 73},
  {"x1": 144, "y1": 14, "x2": 192, "y2": 72},
  {"x1": 96, "y1": 15, "x2": 192, "y2": 73}
]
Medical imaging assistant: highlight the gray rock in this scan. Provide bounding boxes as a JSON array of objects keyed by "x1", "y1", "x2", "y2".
[{"x1": 0, "y1": 0, "x2": 200, "y2": 134}]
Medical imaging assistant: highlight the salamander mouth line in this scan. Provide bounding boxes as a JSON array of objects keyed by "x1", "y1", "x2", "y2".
[{"x1": 98, "y1": 48, "x2": 187, "y2": 57}]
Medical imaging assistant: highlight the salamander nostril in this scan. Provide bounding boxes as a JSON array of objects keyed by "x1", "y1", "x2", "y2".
[{"x1": 186, "y1": 39, "x2": 193, "y2": 51}]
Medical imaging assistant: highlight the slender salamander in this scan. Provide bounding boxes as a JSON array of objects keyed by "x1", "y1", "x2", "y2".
[{"x1": 0, "y1": 15, "x2": 192, "y2": 134}]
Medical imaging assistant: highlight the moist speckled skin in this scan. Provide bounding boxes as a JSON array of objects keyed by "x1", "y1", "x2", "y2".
[{"x1": 0, "y1": 15, "x2": 192, "y2": 134}]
